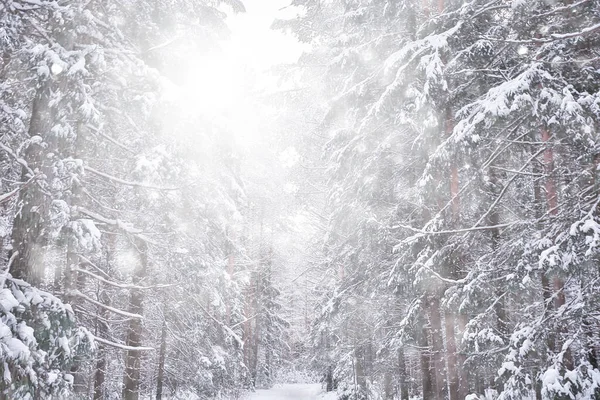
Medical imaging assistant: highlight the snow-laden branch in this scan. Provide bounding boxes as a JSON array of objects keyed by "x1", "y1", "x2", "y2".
[
  {"x1": 0, "y1": 142, "x2": 35, "y2": 177},
  {"x1": 0, "y1": 175, "x2": 38, "y2": 205},
  {"x1": 423, "y1": 266, "x2": 467, "y2": 285},
  {"x1": 78, "y1": 255, "x2": 112, "y2": 279},
  {"x1": 196, "y1": 303, "x2": 244, "y2": 348},
  {"x1": 483, "y1": 22, "x2": 600, "y2": 44},
  {"x1": 472, "y1": 147, "x2": 547, "y2": 229},
  {"x1": 535, "y1": 0, "x2": 590, "y2": 18},
  {"x1": 394, "y1": 222, "x2": 524, "y2": 245},
  {"x1": 92, "y1": 335, "x2": 154, "y2": 351},
  {"x1": 0, "y1": 251, "x2": 19, "y2": 288},
  {"x1": 145, "y1": 36, "x2": 180, "y2": 53},
  {"x1": 73, "y1": 207, "x2": 155, "y2": 244},
  {"x1": 73, "y1": 267, "x2": 174, "y2": 290},
  {"x1": 0, "y1": 186, "x2": 22, "y2": 205},
  {"x1": 85, "y1": 166, "x2": 179, "y2": 191},
  {"x1": 73, "y1": 290, "x2": 144, "y2": 319},
  {"x1": 86, "y1": 126, "x2": 135, "y2": 154},
  {"x1": 230, "y1": 314, "x2": 259, "y2": 329},
  {"x1": 74, "y1": 206, "x2": 141, "y2": 233},
  {"x1": 550, "y1": 22, "x2": 600, "y2": 40}
]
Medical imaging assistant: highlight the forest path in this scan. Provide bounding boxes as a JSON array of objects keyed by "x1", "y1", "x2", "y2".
[{"x1": 246, "y1": 383, "x2": 333, "y2": 400}]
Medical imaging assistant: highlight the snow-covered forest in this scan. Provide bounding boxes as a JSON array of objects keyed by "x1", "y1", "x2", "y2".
[{"x1": 1, "y1": 0, "x2": 599, "y2": 399}]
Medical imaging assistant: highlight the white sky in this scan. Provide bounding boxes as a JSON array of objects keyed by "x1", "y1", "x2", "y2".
[
  {"x1": 164, "y1": 0, "x2": 307, "y2": 147},
  {"x1": 222, "y1": 0, "x2": 307, "y2": 72}
]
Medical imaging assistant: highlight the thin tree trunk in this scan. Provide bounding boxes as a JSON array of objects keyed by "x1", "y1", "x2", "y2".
[
  {"x1": 156, "y1": 319, "x2": 168, "y2": 400},
  {"x1": 243, "y1": 277, "x2": 254, "y2": 387},
  {"x1": 419, "y1": 324, "x2": 434, "y2": 400},
  {"x1": 488, "y1": 167, "x2": 508, "y2": 393},
  {"x1": 122, "y1": 238, "x2": 148, "y2": 400},
  {"x1": 93, "y1": 223, "x2": 117, "y2": 400},
  {"x1": 445, "y1": 311, "x2": 460, "y2": 400},
  {"x1": 532, "y1": 159, "x2": 547, "y2": 400},
  {"x1": 92, "y1": 309, "x2": 108, "y2": 400},
  {"x1": 93, "y1": 331, "x2": 107, "y2": 400},
  {"x1": 444, "y1": 104, "x2": 466, "y2": 400},
  {"x1": 541, "y1": 126, "x2": 571, "y2": 368},
  {"x1": 428, "y1": 296, "x2": 446, "y2": 400},
  {"x1": 398, "y1": 347, "x2": 410, "y2": 400},
  {"x1": 354, "y1": 344, "x2": 366, "y2": 398}
]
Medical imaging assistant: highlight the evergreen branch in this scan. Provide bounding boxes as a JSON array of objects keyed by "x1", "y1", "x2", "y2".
[
  {"x1": 85, "y1": 166, "x2": 179, "y2": 191},
  {"x1": 92, "y1": 335, "x2": 154, "y2": 351},
  {"x1": 73, "y1": 291, "x2": 144, "y2": 319},
  {"x1": 73, "y1": 267, "x2": 174, "y2": 290}
]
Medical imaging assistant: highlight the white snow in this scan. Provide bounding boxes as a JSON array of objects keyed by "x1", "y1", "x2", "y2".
[{"x1": 245, "y1": 384, "x2": 332, "y2": 400}]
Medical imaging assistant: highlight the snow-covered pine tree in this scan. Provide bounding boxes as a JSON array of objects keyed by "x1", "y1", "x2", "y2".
[{"x1": 288, "y1": 0, "x2": 600, "y2": 399}]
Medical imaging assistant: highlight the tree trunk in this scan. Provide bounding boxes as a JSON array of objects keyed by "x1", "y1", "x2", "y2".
[
  {"x1": 122, "y1": 238, "x2": 148, "y2": 400},
  {"x1": 93, "y1": 227, "x2": 116, "y2": 400},
  {"x1": 93, "y1": 335, "x2": 107, "y2": 400},
  {"x1": 398, "y1": 347, "x2": 410, "y2": 400},
  {"x1": 419, "y1": 323, "x2": 434, "y2": 400},
  {"x1": 156, "y1": 319, "x2": 168, "y2": 400},
  {"x1": 92, "y1": 313, "x2": 107, "y2": 400},
  {"x1": 354, "y1": 344, "x2": 366, "y2": 398},
  {"x1": 488, "y1": 167, "x2": 507, "y2": 393},
  {"x1": 428, "y1": 296, "x2": 446, "y2": 400},
  {"x1": 541, "y1": 126, "x2": 571, "y2": 367},
  {"x1": 9, "y1": 84, "x2": 51, "y2": 285},
  {"x1": 445, "y1": 311, "x2": 460, "y2": 400},
  {"x1": 444, "y1": 105, "x2": 466, "y2": 400},
  {"x1": 243, "y1": 276, "x2": 255, "y2": 387}
]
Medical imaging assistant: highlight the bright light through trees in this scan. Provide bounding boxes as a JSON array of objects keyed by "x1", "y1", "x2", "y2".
[{"x1": 1, "y1": 0, "x2": 600, "y2": 399}]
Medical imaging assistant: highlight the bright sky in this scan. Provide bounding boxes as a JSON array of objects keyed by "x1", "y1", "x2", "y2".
[
  {"x1": 165, "y1": 0, "x2": 307, "y2": 148},
  {"x1": 222, "y1": 0, "x2": 306, "y2": 71}
]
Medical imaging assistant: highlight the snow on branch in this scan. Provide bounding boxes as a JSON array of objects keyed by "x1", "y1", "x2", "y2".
[
  {"x1": 534, "y1": 0, "x2": 591, "y2": 18},
  {"x1": 0, "y1": 142, "x2": 35, "y2": 177},
  {"x1": 85, "y1": 166, "x2": 179, "y2": 191},
  {"x1": 92, "y1": 335, "x2": 154, "y2": 351},
  {"x1": 78, "y1": 255, "x2": 112, "y2": 279},
  {"x1": 73, "y1": 267, "x2": 174, "y2": 290},
  {"x1": 196, "y1": 303, "x2": 244, "y2": 348},
  {"x1": 393, "y1": 222, "x2": 525, "y2": 248},
  {"x1": 86, "y1": 126, "x2": 136, "y2": 154},
  {"x1": 73, "y1": 290, "x2": 144, "y2": 319},
  {"x1": 483, "y1": 22, "x2": 600, "y2": 44},
  {"x1": 550, "y1": 22, "x2": 600, "y2": 40},
  {"x1": 0, "y1": 251, "x2": 19, "y2": 288},
  {"x1": 73, "y1": 207, "x2": 155, "y2": 244},
  {"x1": 0, "y1": 175, "x2": 37, "y2": 205}
]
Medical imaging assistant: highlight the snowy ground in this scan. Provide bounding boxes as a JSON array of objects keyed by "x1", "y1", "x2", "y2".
[{"x1": 245, "y1": 384, "x2": 336, "y2": 400}]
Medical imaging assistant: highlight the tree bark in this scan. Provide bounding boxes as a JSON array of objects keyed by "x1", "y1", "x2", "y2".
[
  {"x1": 156, "y1": 319, "x2": 168, "y2": 400},
  {"x1": 541, "y1": 126, "x2": 571, "y2": 367},
  {"x1": 122, "y1": 239, "x2": 148, "y2": 400},
  {"x1": 428, "y1": 296, "x2": 446, "y2": 400},
  {"x1": 398, "y1": 347, "x2": 410, "y2": 400},
  {"x1": 419, "y1": 323, "x2": 434, "y2": 400},
  {"x1": 9, "y1": 84, "x2": 51, "y2": 285}
]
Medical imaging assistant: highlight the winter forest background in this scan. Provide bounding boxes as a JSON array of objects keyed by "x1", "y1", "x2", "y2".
[{"x1": 1, "y1": 0, "x2": 600, "y2": 399}]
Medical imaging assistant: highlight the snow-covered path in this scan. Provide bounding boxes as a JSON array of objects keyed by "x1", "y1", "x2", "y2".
[{"x1": 246, "y1": 384, "x2": 334, "y2": 400}]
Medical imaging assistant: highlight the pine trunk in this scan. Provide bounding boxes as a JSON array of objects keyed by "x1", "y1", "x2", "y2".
[
  {"x1": 122, "y1": 239, "x2": 147, "y2": 400},
  {"x1": 445, "y1": 312, "x2": 460, "y2": 400},
  {"x1": 541, "y1": 127, "x2": 570, "y2": 366},
  {"x1": 428, "y1": 296, "x2": 446, "y2": 400},
  {"x1": 398, "y1": 347, "x2": 410, "y2": 400},
  {"x1": 419, "y1": 324, "x2": 434, "y2": 399},
  {"x1": 9, "y1": 84, "x2": 51, "y2": 284},
  {"x1": 156, "y1": 319, "x2": 168, "y2": 400}
]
